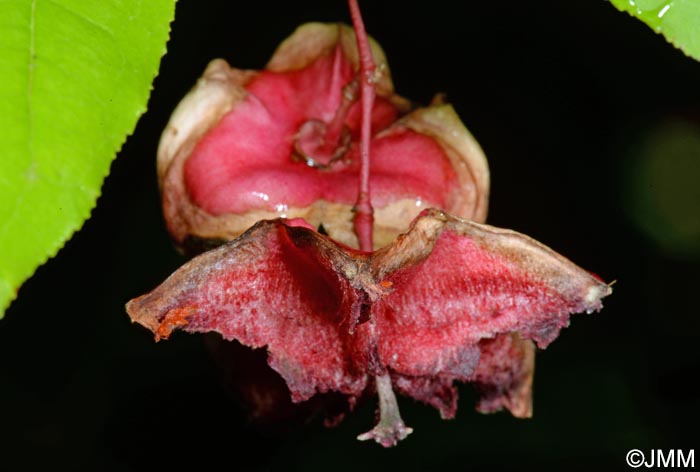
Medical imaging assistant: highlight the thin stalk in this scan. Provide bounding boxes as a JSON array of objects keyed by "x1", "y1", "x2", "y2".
[
  {"x1": 348, "y1": 0, "x2": 376, "y2": 252},
  {"x1": 348, "y1": 0, "x2": 412, "y2": 447}
]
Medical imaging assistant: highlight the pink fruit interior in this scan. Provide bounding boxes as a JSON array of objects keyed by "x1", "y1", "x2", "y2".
[
  {"x1": 169, "y1": 225, "x2": 367, "y2": 401},
  {"x1": 375, "y1": 229, "x2": 573, "y2": 378},
  {"x1": 184, "y1": 45, "x2": 459, "y2": 215},
  {"x1": 128, "y1": 212, "x2": 608, "y2": 420}
]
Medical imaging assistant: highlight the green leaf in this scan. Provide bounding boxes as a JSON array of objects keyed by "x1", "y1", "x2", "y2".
[
  {"x1": 0, "y1": 0, "x2": 175, "y2": 317},
  {"x1": 610, "y1": 0, "x2": 700, "y2": 61}
]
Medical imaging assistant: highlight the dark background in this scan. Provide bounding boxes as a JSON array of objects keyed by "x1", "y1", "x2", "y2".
[{"x1": 2, "y1": 1, "x2": 699, "y2": 470}]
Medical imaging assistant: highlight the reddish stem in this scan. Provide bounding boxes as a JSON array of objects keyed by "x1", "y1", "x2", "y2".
[
  {"x1": 347, "y1": 0, "x2": 411, "y2": 448},
  {"x1": 348, "y1": 0, "x2": 376, "y2": 252}
]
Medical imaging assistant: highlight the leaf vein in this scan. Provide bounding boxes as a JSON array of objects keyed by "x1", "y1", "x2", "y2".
[{"x1": 26, "y1": 0, "x2": 36, "y2": 180}]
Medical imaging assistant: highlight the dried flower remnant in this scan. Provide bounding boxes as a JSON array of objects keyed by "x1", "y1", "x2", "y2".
[{"x1": 129, "y1": 0, "x2": 611, "y2": 447}]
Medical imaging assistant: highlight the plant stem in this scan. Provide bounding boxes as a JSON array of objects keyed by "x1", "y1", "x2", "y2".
[
  {"x1": 348, "y1": 0, "x2": 412, "y2": 447},
  {"x1": 348, "y1": 0, "x2": 375, "y2": 252}
]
